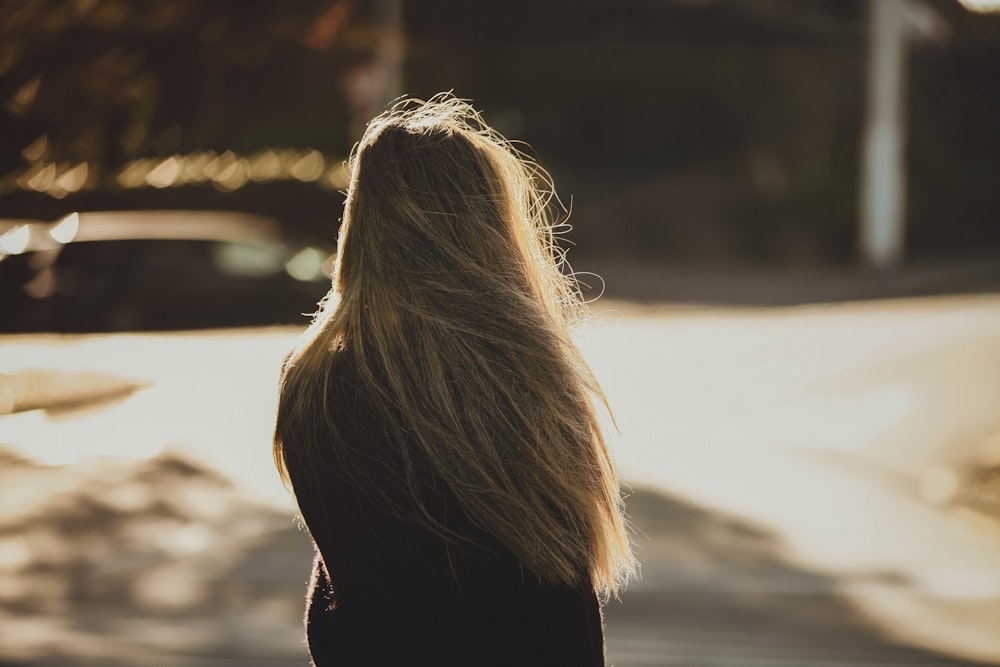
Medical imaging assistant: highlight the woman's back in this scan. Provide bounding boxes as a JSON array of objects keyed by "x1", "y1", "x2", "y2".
[
  {"x1": 274, "y1": 94, "x2": 635, "y2": 665},
  {"x1": 285, "y1": 357, "x2": 605, "y2": 666}
]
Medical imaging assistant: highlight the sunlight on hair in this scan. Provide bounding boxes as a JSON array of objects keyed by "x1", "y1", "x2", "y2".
[{"x1": 276, "y1": 93, "x2": 637, "y2": 596}]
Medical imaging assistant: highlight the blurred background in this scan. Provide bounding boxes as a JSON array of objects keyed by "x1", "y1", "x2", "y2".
[{"x1": 1, "y1": 0, "x2": 999, "y2": 665}]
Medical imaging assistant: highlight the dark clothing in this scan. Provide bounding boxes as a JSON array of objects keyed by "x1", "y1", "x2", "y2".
[{"x1": 284, "y1": 382, "x2": 606, "y2": 666}]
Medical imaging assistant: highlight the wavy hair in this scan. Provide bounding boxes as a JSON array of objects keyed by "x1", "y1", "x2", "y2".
[{"x1": 274, "y1": 94, "x2": 635, "y2": 595}]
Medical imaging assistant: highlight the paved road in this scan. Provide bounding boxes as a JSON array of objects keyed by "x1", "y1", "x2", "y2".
[
  {"x1": 1, "y1": 292, "x2": 998, "y2": 665},
  {"x1": 587, "y1": 295, "x2": 1000, "y2": 664}
]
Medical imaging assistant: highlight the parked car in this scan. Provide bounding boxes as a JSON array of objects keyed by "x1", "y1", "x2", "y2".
[{"x1": 0, "y1": 210, "x2": 335, "y2": 332}]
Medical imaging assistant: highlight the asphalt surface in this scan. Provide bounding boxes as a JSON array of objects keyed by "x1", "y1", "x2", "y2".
[{"x1": 1, "y1": 265, "x2": 999, "y2": 666}]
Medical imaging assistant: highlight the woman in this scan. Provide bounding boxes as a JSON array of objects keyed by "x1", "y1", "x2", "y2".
[{"x1": 274, "y1": 94, "x2": 635, "y2": 666}]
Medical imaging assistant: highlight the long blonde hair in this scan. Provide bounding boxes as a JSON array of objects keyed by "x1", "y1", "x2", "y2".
[{"x1": 274, "y1": 94, "x2": 635, "y2": 595}]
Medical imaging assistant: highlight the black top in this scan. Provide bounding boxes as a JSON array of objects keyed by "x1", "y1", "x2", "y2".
[{"x1": 284, "y1": 366, "x2": 606, "y2": 666}]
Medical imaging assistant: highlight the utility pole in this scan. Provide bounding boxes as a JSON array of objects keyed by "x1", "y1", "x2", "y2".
[{"x1": 859, "y1": 0, "x2": 908, "y2": 268}]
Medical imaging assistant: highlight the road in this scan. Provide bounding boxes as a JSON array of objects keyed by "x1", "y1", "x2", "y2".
[{"x1": 1, "y1": 293, "x2": 998, "y2": 666}]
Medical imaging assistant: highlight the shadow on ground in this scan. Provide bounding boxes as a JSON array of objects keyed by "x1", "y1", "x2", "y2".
[
  {"x1": 0, "y1": 450, "x2": 994, "y2": 666},
  {"x1": 0, "y1": 449, "x2": 313, "y2": 666},
  {"x1": 606, "y1": 486, "x2": 995, "y2": 666}
]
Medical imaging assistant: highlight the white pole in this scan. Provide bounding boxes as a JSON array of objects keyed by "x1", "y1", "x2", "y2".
[{"x1": 860, "y1": 0, "x2": 908, "y2": 268}]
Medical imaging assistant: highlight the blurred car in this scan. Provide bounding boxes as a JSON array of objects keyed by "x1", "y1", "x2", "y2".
[{"x1": 0, "y1": 210, "x2": 335, "y2": 332}]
